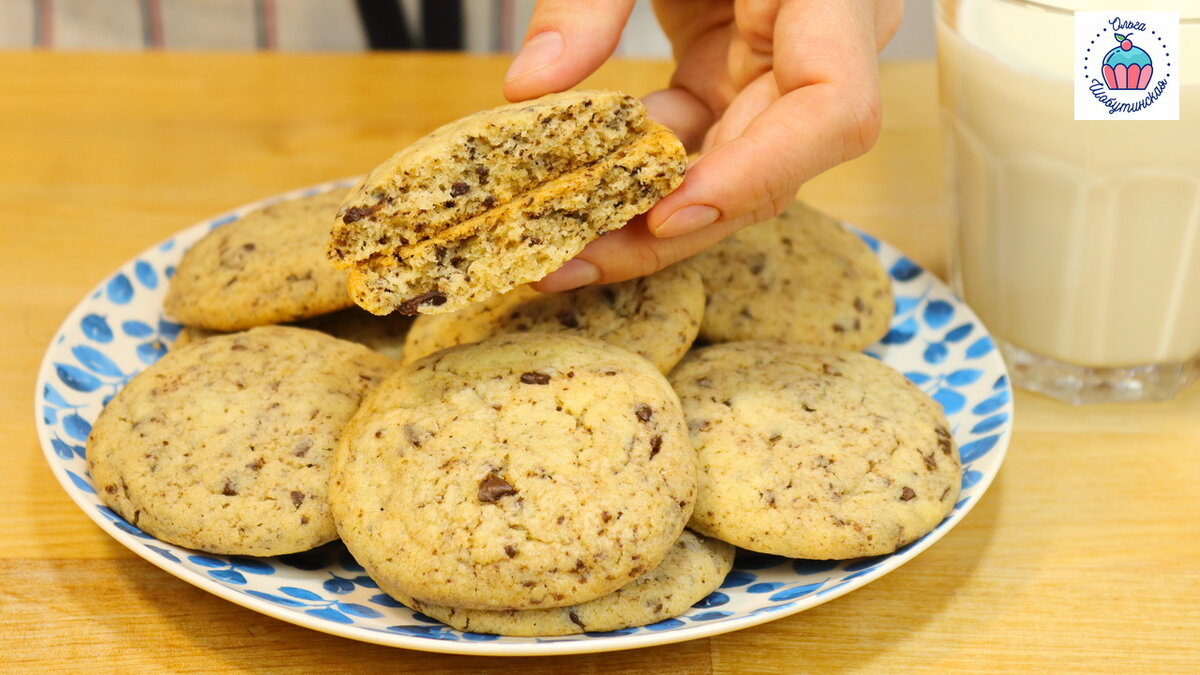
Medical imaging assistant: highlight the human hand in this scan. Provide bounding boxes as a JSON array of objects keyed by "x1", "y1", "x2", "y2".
[{"x1": 501, "y1": 0, "x2": 903, "y2": 291}]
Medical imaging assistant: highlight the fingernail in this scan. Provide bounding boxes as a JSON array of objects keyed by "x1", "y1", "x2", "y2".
[
  {"x1": 505, "y1": 31, "x2": 564, "y2": 82},
  {"x1": 652, "y1": 205, "x2": 720, "y2": 237},
  {"x1": 535, "y1": 258, "x2": 600, "y2": 292}
]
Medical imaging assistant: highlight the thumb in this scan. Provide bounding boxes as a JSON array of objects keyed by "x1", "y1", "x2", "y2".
[{"x1": 503, "y1": 0, "x2": 636, "y2": 102}]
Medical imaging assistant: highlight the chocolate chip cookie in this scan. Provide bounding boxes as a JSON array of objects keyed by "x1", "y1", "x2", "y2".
[
  {"x1": 686, "y1": 201, "x2": 892, "y2": 350},
  {"x1": 331, "y1": 333, "x2": 697, "y2": 610},
  {"x1": 173, "y1": 307, "x2": 413, "y2": 362},
  {"x1": 402, "y1": 263, "x2": 704, "y2": 372},
  {"x1": 86, "y1": 326, "x2": 396, "y2": 555},
  {"x1": 165, "y1": 190, "x2": 353, "y2": 331},
  {"x1": 386, "y1": 530, "x2": 734, "y2": 636},
  {"x1": 669, "y1": 341, "x2": 960, "y2": 559},
  {"x1": 328, "y1": 91, "x2": 687, "y2": 316}
]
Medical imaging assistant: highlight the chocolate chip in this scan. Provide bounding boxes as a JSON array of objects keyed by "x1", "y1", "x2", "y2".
[
  {"x1": 504, "y1": 544, "x2": 518, "y2": 558},
  {"x1": 291, "y1": 491, "x2": 305, "y2": 508},
  {"x1": 104, "y1": 484, "x2": 117, "y2": 495},
  {"x1": 341, "y1": 200, "x2": 386, "y2": 224},
  {"x1": 650, "y1": 435, "x2": 663, "y2": 458},
  {"x1": 900, "y1": 486, "x2": 916, "y2": 501},
  {"x1": 291, "y1": 438, "x2": 313, "y2": 457},
  {"x1": 635, "y1": 404, "x2": 653, "y2": 423},
  {"x1": 601, "y1": 511, "x2": 612, "y2": 523},
  {"x1": 923, "y1": 453, "x2": 938, "y2": 470},
  {"x1": 404, "y1": 424, "x2": 424, "y2": 447},
  {"x1": 450, "y1": 182, "x2": 469, "y2": 197},
  {"x1": 937, "y1": 426, "x2": 954, "y2": 455},
  {"x1": 478, "y1": 472, "x2": 517, "y2": 502},
  {"x1": 246, "y1": 458, "x2": 264, "y2": 471},
  {"x1": 396, "y1": 289, "x2": 447, "y2": 315},
  {"x1": 341, "y1": 207, "x2": 370, "y2": 224},
  {"x1": 221, "y1": 480, "x2": 237, "y2": 496},
  {"x1": 556, "y1": 311, "x2": 578, "y2": 328},
  {"x1": 443, "y1": 200, "x2": 456, "y2": 208},
  {"x1": 748, "y1": 253, "x2": 767, "y2": 275},
  {"x1": 482, "y1": 195, "x2": 496, "y2": 209},
  {"x1": 474, "y1": 166, "x2": 489, "y2": 180},
  {"x1": 568, "y1": 611, "x2": 585, "y2": 629},
  {"x1": 241, "y1": 243, "x2": 256, "y2": 252},
  {"x1": 520, "y1": 371, "x2": 550, "y2": 385},
  {"x1": 854, "y1": 296, "x2": 866, "y2": 312}
]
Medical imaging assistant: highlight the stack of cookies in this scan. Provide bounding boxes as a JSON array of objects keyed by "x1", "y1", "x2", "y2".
[{"x1": 86, "y1": 90, "x2": 960, "y2": 637}]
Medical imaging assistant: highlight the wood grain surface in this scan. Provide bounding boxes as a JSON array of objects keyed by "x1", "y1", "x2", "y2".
[{"x1": 1, "y1": 53, "x2": 1197, "y2": 674}]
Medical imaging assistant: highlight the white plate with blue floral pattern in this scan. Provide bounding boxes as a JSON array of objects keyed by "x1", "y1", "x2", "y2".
[{"x1": 35, "y1": 180, "x2": 1011, "y2": 656}]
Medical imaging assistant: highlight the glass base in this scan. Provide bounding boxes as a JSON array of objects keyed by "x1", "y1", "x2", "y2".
[{"x1": 998, "y1": 339, "x2": 1200, "y2": 405}]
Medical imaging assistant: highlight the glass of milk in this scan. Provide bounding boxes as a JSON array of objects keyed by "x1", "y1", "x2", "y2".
[{"x1": 937, "y1": 0, "x2": 1200, "y2": 403}]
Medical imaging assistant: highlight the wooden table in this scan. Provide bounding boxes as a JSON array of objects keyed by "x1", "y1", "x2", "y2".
[{"x1": 2, "y1": 53, "x2": 1197, "y2": 674}]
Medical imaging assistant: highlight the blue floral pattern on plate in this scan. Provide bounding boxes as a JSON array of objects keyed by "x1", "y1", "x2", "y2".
[{"x1": 34, "y1": 180, "x2": 1012, "y2": 656}]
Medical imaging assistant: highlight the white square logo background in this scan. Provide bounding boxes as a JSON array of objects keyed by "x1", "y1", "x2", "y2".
[{"x1": 1075, "y1": 11, "x2": 1179, "y2": 121}]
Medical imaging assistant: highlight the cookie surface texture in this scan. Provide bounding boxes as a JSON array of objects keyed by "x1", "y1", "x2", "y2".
[
  {"x1": 402, "y1": 263, "x2": 704, "y2": 372},
  {"x1": 86, "y1": 326, "x2": 396, "y2": 556},
  {"x1": 686, "y1": 201, "x2": 892, "y2": 350},
  {"x1": 669, "y1": 341, "x2": 961, "y2": 559},
  {"x1": 331, "y1": 333, "x2": 697, "y2": 610},
  {"x1": 329, "y1": 90, "x2": 687, "y2": 315},
  {"x1": 387, "y1": 530, "x2": 734, "y2": 636},
  {"x1": 165, "y1": 190, "x2": 353, "y2": 331}
]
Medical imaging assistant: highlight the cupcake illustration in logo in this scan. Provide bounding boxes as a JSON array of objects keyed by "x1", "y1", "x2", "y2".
[{"x1": 1102, "y1": 33, "x2": 1153, "y2": 90}]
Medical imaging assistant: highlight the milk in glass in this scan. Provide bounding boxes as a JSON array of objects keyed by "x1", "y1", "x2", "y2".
[{"x1": 937, "y1": 0, "x2": 1200, "y2": 402}]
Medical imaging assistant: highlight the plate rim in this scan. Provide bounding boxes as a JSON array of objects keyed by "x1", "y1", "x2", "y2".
[{"x1": 33, "y1": 179, "x2": 1012, "y2": 656}]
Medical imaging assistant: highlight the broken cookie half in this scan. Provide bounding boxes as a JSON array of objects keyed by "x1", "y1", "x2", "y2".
[{"x1": 328, "y1": 90, "x2": 687, "y2": 315}]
